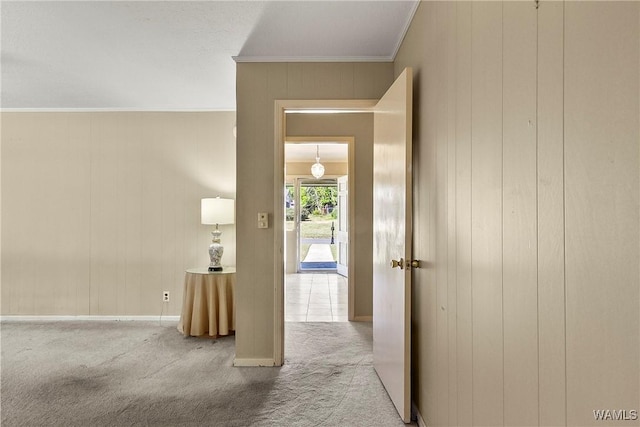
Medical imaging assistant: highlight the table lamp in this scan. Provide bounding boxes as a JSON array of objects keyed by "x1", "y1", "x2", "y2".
[{"x1": 201, "y1": 197, "x2": 235, "y2": 271}]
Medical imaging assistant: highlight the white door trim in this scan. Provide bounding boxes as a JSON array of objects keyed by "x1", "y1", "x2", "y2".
[{"x1": 273, "y1": 99, "x2": 377, "y2": 366}]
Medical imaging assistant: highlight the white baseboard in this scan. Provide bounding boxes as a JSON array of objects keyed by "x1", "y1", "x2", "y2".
[
  {"x1": 412, "y1": 402, "x2": 427, "y2": 427},
  {"x1": 233, "y1": 358, "x2": 275, "y2": 367},
  {"x1": 0, "y1": 315, "x2": 180, "y2": 322},
  {"x1": 353, "y1": 315, "x2": 372, "y2": 322}
]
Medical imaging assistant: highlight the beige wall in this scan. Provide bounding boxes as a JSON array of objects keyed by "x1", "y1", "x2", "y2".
[
  {"x1": 287, "y1": 113, "x2": 374, "y2": 318},
  {"x1": 236, "y1": 62, "x2": 393, "y2": 362},
  {"x1": 1, "y1": 112, "x2": 236, "y2": 316},
  {"x1": 396, "y1": 2, "x2": 639, "y2": 426}
]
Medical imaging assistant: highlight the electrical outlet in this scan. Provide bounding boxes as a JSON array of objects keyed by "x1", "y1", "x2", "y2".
[{"x1": 162, "y1": 291, "x2": 170, "y2": 302}]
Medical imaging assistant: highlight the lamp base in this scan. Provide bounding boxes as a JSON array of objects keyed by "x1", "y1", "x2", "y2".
[{"x1": 208, "y1": 234, "x2": 224, "y2": 273}]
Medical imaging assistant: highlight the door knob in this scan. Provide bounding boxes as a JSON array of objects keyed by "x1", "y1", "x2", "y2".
[
  {"x1": 407, "y1": 260, "x2": 421, "y2": 269},
  {"x1": 390, "y1": 258, "x2": 404, "y2": 269}
]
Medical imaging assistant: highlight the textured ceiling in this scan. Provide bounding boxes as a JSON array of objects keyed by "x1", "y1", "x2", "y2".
[{"x1": 1, "y1": 1, "x2": 418, "y2": 111}]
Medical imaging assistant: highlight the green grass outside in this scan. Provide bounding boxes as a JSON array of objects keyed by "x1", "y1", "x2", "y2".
[{"x1": 300, "y1": 214, "x2": 335, "y2": 239}]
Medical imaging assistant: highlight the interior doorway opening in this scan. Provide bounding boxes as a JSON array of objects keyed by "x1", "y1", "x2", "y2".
[
  {"x1": 284, "y1": 141, "x2": 349, "y2": 323},
  {"x1": 274, "y1": 100, "x2": 377, "y2": 366},
  {"x1": 284, "y1": 140, "x2": 351, "y2": 278}
]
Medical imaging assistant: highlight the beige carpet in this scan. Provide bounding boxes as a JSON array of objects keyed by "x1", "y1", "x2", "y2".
[{"x1": 1, "y1": 320, "x2": 413, "y2": 426}]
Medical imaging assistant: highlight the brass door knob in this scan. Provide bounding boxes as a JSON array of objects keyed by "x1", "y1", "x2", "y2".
[
  {"x1": 390, "y1": 258, "x2": 404, "y2": 269},
  {"x1": 407, "y1": 260, "x2": 420, "y2": 269}
]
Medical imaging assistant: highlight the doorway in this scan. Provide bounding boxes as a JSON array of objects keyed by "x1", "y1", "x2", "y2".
[
  {"x1": 284, "y1": 141, "x2": 349, "y2": 322},
  {"x1": 273, "y1": 73, "x2": 412, "y2": 423},
  {"x1": 274, "y1": 101, "x2": 377, "y2": 365}
]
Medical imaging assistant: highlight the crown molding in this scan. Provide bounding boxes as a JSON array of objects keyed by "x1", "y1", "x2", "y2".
[
  {"x1": 391, "y1": 0, "x2": 421, "y2": 61},
  {"x1": 0, "y1": 107, "x2": 236, "y2": 113},
  {"x1": 233, "y1": 55, "x2": 393, "y2": 63}
]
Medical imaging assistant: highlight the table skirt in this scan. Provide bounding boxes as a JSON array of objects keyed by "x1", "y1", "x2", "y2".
[{"x1": 177, "y1": 271, "x2": 235, "y2": 337}]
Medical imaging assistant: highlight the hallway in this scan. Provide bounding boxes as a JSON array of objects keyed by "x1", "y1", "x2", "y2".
[{"x1": 285, "y1": 273, "x2": 347, "y2": 322}]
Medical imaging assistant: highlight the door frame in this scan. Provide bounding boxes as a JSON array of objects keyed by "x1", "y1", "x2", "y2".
[{"x1": 273, "y1": 99, "x2": 377, "y2": 366}]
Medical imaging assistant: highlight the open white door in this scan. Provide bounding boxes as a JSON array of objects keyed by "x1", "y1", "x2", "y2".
[
  {"x1": 336, "y1": 175, "x2": 348, "y2": 277},
  {"x1": 372, "y1": 67, "x2": 413, "y2": 423}
]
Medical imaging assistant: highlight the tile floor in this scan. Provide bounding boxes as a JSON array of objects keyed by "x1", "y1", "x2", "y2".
[{"x1": 285, "y1": 273, "x2": 348, "y2": 322}]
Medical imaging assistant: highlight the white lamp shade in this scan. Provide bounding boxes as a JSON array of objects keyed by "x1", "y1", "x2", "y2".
[{"x1": 201, "y1": 198, "x2": 235, "y2": 225}]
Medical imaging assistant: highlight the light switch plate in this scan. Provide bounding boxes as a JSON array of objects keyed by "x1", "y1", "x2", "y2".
[{"x1": 258, "y1": 212, "x2": 268, "y2": 229}]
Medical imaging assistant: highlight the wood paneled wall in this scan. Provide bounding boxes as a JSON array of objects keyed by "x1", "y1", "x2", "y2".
[
  {"x1": 235, "y1": 63, "x2": 393, "y2": 361},
  {"x1": 395, "y1": 1, "x2": 639, "y2": 426},
  {"x1": 1, "y1": 112, "x2": 236, "y2": 316}
]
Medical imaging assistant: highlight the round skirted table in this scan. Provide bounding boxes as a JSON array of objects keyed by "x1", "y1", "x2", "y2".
[{"x1": 177, "y1": 267, "x2": 236, "y2": 337}]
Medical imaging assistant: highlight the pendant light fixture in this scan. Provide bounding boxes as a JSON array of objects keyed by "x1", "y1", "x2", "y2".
[{"x1": 310, "y1": 145, "x2": 325, "y2": 178}]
